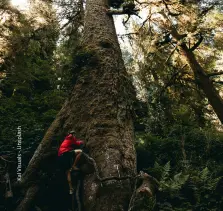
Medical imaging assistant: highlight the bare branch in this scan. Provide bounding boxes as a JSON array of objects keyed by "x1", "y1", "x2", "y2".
[
  {"x1": 0, "y1": 156, "x2": 16, "y2": 163},
  {"x1": 190, "y1": 34, "x2": 203, "y2": 51},
  {"x1": 117, "y1": 32, "x2": 139, "y2": 39},
  {"x1": 165, "y1": 43, "x2": 178, "y2": 64}
]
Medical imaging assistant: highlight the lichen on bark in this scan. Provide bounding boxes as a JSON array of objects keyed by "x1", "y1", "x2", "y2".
[{"x1": 68, "y1": 0, "x2": 137, "y2": 209}]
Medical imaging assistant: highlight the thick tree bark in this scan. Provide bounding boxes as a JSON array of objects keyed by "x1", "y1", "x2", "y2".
[
  {"x1": 74, "y1": 0, "x2": 136, "y2": 209},
  {"x1": 15, "y1": 185, "x2": 39, "y2": 211},
  {"x1": 171, "y1": 29, "x2": 223, "y2": 124},
  {"x1": 16, "y1": 0, "x2": 136, "y2": 210}
]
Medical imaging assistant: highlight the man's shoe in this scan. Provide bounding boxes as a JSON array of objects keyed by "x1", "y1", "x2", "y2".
[
  {"x1": 71, "y1": 166, "x2": 79, "y2": 171},
  {"x1": 69, "y1": 188, "x2": 74, "y2": 195}
]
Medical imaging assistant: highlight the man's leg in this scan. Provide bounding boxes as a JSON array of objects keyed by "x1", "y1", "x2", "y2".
[
  {"x1": 66, "y1": 169, "x2": 74, "y2": 194},
  {"x1": 71, "y1": 149, "x2": 82, "y2": 170}
]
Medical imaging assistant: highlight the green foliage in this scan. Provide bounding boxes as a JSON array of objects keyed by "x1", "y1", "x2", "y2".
[
  {"x1": 135, "y1": 128, "x2": 223, "y2": 210},
  {"x1": 0, "y1": 0, "x2": 65, "y2": 171},
  {"x1": 158, "y1": 162, "x2": 189, "y2": 194},
  {"x1": 132, "y1": 196, "x2": 156, "y2": 211}
]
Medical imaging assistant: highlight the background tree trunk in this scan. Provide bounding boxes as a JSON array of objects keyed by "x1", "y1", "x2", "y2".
[
  {"x1": 171, "y1": 28, "x2": 223, "y2": 124},
  {"x1": 16, "y1": 0, "x2": 136, "y2": 210},
  {"x1": 180, "y1": 43, "x2": 223, "y2": 124}
]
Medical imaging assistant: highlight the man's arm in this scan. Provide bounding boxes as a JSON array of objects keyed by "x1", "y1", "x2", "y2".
[
  {"x1": 71, "y1": 137, "x2": 84, "y2": 149},
  {"x1": 76, "y1": 139, "x2": 84, "y2": 145}
]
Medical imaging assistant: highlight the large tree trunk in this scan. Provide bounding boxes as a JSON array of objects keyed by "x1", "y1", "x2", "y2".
[
  {"x1": 171, "y1": 29, "x2": 223, "y2": 124},
  {"x1": 76, "y1": 0, "x2": 136, "y2": 209},
  {"x1": 16, "y1": 0, "x2": 136, "y2": 210}
]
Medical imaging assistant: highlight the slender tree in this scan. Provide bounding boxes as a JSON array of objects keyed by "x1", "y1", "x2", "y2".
[{"x1": 170, "y1": 27, "x2": 223, "y2": 124}]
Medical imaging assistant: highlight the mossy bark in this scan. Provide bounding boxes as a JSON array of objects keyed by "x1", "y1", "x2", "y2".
[
  {"x1": 71, "y1": 0, "x2": 136, "y2": 209},
  {"x1": 16, "y1": 0, "x2": 136, "y2": 210}
]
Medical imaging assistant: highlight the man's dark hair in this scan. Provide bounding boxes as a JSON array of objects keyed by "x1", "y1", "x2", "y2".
[{"x1": 69, "y1": 130, "x2": 75, "y2": 135}]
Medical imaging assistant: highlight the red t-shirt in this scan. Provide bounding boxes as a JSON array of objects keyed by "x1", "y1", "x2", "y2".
[{"x1": 58, "y1": 134, "x2": 84, "y2": 156}]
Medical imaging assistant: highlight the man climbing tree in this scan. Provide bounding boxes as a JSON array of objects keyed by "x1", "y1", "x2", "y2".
[
  {"x1": 16, "y1": 0, "x2": 137, "y2": 210},
  {"x1": 58, "y1": 131, "x2": 84, "y2": 194}
]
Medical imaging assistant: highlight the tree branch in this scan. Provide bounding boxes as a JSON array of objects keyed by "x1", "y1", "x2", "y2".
[
  {"x1": 212, "y1": 81, "x2": 223, "y2": 85},
  {"x1": 162, "y1": 0, "x2": 181, "y2": 16},
  {"x1": 207, "y1": 71, "x2": 223, "y2": 77},
  {"x1": 0, "y1": 156, "x2": 16, "y2": 163},
  {"x1": 200, "y1": 5, "x2": 216, "y2": 17},
  {"x1": 165, "y1": 42, "x2": 179, "y2": 64},
  {"x1": 189, "y1": 34, "x2": 203, "y2": 51},
  {"x1": 159, "y1": 64, "x2": 188, "y2": 96}
]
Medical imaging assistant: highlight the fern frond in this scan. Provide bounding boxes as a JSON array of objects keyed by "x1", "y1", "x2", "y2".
[
  {"x1": 161, "y1": 161, "x2": 171, "y2": 182},
  {"x1": 200, "y1": 167, "x2": 209, "y2": 181}
]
